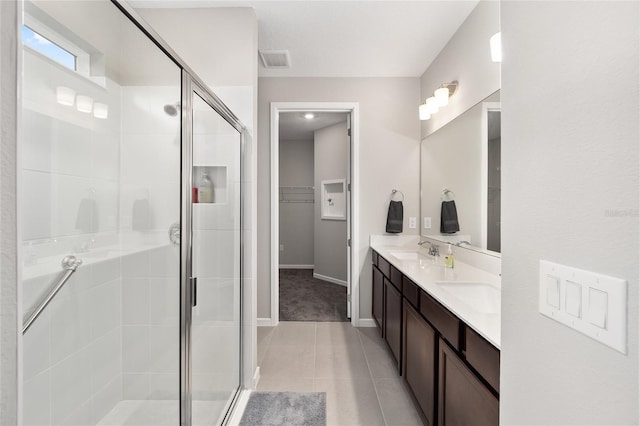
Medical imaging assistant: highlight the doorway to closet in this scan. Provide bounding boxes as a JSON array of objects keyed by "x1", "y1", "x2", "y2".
[{"x1": 270, "y1": 103, "x2": 360, "y2": 326}]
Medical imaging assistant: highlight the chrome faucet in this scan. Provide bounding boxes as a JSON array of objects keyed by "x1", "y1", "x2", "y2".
[
  {"x1": 418, "y1": 240, "x2": 440, "y2": 257},
  {"x1": 456, "y1": 240, "x2": 471, "y2": 247}
]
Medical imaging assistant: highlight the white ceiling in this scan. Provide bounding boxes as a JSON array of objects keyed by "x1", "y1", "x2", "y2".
[
  {"x1": 132, "y1": 0, "x2": 479, "y2": 78},
  {"x1": 279, "y1": 111, "x2": 348, "y2": 140}
]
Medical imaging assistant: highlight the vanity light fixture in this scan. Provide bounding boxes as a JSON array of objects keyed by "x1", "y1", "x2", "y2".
[
  {"x1": 76, "y1": 95, "x2": 93, "y2": 113},
  {"x1": 490, "y1": 32, "x2": 502, "y2": 63},
  {"x1": 419, "y1": 81, "x2": 458, "y2": 120},
  {"x1": 56, "y1": 86, "x2": 75, "y2": 106},
  {"x1": 304, "y1": 113, "x2": 315, "y2": 120}
]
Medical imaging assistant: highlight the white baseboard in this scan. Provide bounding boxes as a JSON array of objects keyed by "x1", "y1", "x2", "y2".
[
  {"x1": 279, "y1": 264, "x2": 314, "y2": 269},
  {"x1": 257, "y1": 317, "x2": 276, "y2": 327},
  {"x1": 357, "y1": 318, "x2": 377, "y2": 327},
  {"x1": 227, "y1": 389, "x2": 252, "y2": 426},
  {"x1": 313, "y1": 272, "x2": 348, "y2": 287}
]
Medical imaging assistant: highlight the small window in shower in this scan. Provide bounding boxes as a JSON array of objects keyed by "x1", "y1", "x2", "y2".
[{"x1": 21, "y1": 25, "x2": 76, "y2": 71}]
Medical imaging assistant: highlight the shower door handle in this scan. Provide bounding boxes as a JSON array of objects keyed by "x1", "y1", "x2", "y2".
[{"x1": 190, "y1": 277, "x2": 197, "y2": 307}]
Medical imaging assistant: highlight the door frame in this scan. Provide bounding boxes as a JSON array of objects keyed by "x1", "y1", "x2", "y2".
[{"x1": 269, "y1": 102, "x2": 360, "y2": 327}]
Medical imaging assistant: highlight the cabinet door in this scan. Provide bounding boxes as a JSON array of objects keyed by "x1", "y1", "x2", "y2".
[
  {"x1": 372, "y1": 264, "x2": 384, "y2": 334},
  {"x1": 439, "y1": 339, "x2": 499, "y2": 426},
  {"x1": 384, "y1": 278, "x2": 402, "y2": 370},
  {"x1": 403, "y1": 301, "x2": 436, "y2": 426}
]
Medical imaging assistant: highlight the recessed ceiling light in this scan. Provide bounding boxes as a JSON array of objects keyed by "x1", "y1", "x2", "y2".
[{"x1": 304, "y1": 113, "x2": 315, "y2": 120}]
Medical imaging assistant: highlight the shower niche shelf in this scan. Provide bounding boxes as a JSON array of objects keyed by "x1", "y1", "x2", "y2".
[
  {"x1": 193, "y1": 165, "x2": 228, "y2": 204},
  {"x1": 321, "y1": 179, "x2": 346, "y2": 221}
]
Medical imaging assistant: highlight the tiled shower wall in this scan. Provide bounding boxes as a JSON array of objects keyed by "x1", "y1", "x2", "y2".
[{"x1": 21, "y1": 47, "x2": 181, "y2": 424}]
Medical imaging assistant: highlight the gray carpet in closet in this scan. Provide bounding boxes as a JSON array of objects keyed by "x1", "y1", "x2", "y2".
[{"x1": 279, "y1": 269, "x2": 348, "y2": 322}]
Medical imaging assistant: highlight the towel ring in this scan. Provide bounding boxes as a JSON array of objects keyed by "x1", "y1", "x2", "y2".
[
  {"x1": 441, "y1": 188, "x2": 455, "y2": 202},
  {"x1": 391, "y1": 189, "x2": 404, "y2": 202}
]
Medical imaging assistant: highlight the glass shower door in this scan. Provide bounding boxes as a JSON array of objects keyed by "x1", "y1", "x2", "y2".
[{"x1": 187, "y1": 88, "x2": 242, "y2": 425}]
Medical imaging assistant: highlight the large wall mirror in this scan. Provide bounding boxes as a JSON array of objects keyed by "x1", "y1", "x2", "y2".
[{"x1": 420, "y1": 90, "x2": 501, "y2": 256}]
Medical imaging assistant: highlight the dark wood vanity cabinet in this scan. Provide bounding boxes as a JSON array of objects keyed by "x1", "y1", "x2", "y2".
[
  {"x1": 403, "y1": 301, "x2": 436, "y2": 426},
  {"x1": 372, "y1": 263, "x2": 384, "y2": 333},
  {"x1": 371, "y1": 250, "x2": 499, "y2": 426},
  {"x1": 384, "y1": 277, "x2": 402, "y2": 369},
  {"x1": 439, "y1": 339, "x2": 499, "y2": 426}
]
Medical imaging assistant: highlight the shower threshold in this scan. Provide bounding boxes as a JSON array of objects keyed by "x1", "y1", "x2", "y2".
[{"x1": 97, "y1": 399, "x2": 228, "y2": 426}]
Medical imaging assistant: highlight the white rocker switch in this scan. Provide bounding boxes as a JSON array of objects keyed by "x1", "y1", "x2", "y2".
[
  {"x1": 545, "y1": 275, "x2": 560, "y2": 309},
  {"x1": 588, "y1": 288, "x2": 608, "y2": 329},
  {"x1": 565, "y1": 281, "x2": 582, "y2": 318}
]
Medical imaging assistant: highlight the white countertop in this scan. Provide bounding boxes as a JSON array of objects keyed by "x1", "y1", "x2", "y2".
[{"x1": 370, "y1": 235, "x2": 501, "y2": 349}]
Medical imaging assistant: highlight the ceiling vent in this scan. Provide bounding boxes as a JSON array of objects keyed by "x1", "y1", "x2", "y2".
[{"x1": 259, "y1": 50, "x2": 292, "y2": 69}]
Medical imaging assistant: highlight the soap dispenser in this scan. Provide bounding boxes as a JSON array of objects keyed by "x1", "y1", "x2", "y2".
[
  {"x1": 197, "y1": 170, "x2": 214, "y2": 203},
  {"x1": 445, "y1": 244, "x2": 455, "y2": 269}
]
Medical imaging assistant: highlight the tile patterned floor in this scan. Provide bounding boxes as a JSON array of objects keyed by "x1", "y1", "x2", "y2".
[{"x1": 257, "y1": 322, "x2": 422, "y2": 426}]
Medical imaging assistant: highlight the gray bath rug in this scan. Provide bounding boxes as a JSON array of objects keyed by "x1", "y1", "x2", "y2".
[
  {"x1": 279, "y1": 269, "x2": 348, "y2": 322},
  {"x1": 239, "y1": 391, "x2": 326, "y2": 426}
]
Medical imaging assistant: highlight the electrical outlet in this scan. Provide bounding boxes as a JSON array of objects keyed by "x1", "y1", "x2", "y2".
[
  {"x1": 279, "y1": 244, "x2": 284, "y2": 251},
  {"x1": 409, "y1": 217, "x2": 416, "y2": 229},
  {"x1": 424, "y1": 217, "x2": 432, "y2": 229}
]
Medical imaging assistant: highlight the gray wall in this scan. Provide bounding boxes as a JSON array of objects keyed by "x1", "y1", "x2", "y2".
[
  {"x1": 279, "y1": 139, "x2": 314, "y2": 267},
  {"x1": 420, "y1": 0, "x2": 500, "y2": 139},
  {"x1": 501, "y1": 2, "x2": 639, "y2": 424},
  {"x1": 258, "y1": 77, "x2": 421, "y2": 319},
  {"x1": 314, "y1": 121, "x2": 348, "y2": 283}
]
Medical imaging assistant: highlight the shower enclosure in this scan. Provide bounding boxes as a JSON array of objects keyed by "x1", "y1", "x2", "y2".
[{"x1": 19, "y1": 1, "x2": 244, "y2": 425}]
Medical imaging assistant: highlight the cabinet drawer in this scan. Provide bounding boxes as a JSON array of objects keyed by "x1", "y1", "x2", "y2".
[
  {"x1": 390, "y1": 265, "x2": 402, "y2": 292},
  {"x1": 464, "y1": 327, "x2": 500, "y2": 393},
  {"x1": 378, "y1": 256, "x2": 391, "y2": 278},
  {"x1": 372, "y1": 250, "x2": 379, "y2": 267},
  {"x1": 420, "y1": 291, "x2": 460, "y2": 351},
  {"x1": 402, "y1": 276, "x2": 420, "y2": 310}
]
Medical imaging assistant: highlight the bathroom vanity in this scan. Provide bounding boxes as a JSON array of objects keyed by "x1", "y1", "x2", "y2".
[{"x1": 370, "y1": 236, "x2": 500, "y2": 426}]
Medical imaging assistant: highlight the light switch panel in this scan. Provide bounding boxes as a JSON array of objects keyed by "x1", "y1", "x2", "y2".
[
  {"x1": 539, "y1": 260, "x2": 627, "y2": 354},
  {"x1": 423, "y1": 217, "x2": 432, "y2": 229}
]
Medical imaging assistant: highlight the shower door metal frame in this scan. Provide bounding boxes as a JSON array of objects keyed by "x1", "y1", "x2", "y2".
[
  {"x1": 181, "y1": 74, "x2": 245, "y2": 426},
  {"x1": 110, "y1": 2, "x2": 247, "y2": 424}
]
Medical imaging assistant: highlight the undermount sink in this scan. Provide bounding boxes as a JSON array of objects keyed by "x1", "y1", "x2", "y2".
[
  {"x1": 389, "y1": 251, "x2": 420, "y2": 261},
  {"x1": 436, "y1": 281, "x2": 501, "y2": 314}
]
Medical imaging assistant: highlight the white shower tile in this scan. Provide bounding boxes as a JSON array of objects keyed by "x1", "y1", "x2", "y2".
[
  {"x1": 193, "y1": 230, "x2": 238, "y2": 279},
  {"x1": 122, "y1": 278, "x2": 149, "y2": 325},
  {"x1": 50, "y1": 290, "x2": 92, "y2": 365},
  {"x1": 123, "y1": 373, "x2": 150, "y2": 400},
  {"x1": 148, "y1": 373, "x2": 180, "y2": 400},
  {"x1": 149, "y1": 278, "x2": 179, "y2": 325},
  {"x1": 123, "y1": 326, "x2": 150, "y2": 373},
  {"x1": 90, "y1": 328, "x2": 121, "y2": 394},
  {"x1": 122, "y1": 251, "x2": 149, "y2": 278},
  {"x1": 149, "y1": 325, "x2": 179, "y2": 374},
  {"x1": 91, "y1": 279, "x2": 121, "y2": 338},
  {"x1": 91, "y1": 131, "x2": 120, "y2": 181},
  {"x1": 21, "y1": 170, "x2": 54, "y2": 240},
  {"x1": 22, "y1": 308, "x2": 50, "y2": 381},
  {"x1": 91, "y1": 375, "x2": 122, "y2": 425},
  {"x1": 148, "y1": 246, "x2": 179, "y2": 278},
  {"x1": 89, "y1": 259, "x2": 121, "y2": 288},
  {"x1": 50, "y1": 347, "x2": 92, "y2": 424},
  {"x1": 61, "y1": 398, "x2": 93, "y2": 426},
  {"x1": 23, "y1": 370, "x2": 51, "y2": 426}
]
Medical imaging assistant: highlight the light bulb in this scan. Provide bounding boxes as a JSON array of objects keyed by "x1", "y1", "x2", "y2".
[
  {"x1": 426, "y1": 97, "x2": 439, "y2": 114},
  {"x1": 419, "y1": 104, "x2": 431, "y2": 121},
  {"x1": 434, "y1": 87, "x2": 449, "y2": 107},
  {"x1": 304, "y1": 113, "x2": 315, "y2": 119}
]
